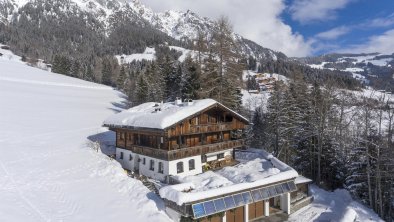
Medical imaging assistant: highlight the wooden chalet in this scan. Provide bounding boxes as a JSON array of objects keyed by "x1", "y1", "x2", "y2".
[{"x1": 103, "y1": 98, "x2": 249, "y2": 182}]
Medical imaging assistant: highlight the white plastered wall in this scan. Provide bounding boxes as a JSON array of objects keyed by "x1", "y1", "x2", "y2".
[{"x1": 116, "y1": 148, "x2": 203, "y2": 181}]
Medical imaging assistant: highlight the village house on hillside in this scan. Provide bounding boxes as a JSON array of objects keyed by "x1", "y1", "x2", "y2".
[{"x1": 103, "y1": 98, "x2": 312, "y2": 222}]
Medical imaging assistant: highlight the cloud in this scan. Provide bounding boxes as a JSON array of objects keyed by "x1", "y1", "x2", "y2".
[
  {"x1": 340, "y1": 29, "x2": 394, "y2": 54},
  {"x1": 138, "y1": 0, "x2": 312, "y2": 57},
  {"x1": 364, "y1": 13, "x2": 394, "y2": 28},
  {"x1": 289, "y1": 0, "x2": 354, "y2": 23},
  {"x1": 315, "y1": 26, "x2": 350, "y2": 40}
]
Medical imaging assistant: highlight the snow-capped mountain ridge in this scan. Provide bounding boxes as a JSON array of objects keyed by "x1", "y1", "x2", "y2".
[{"x1": 0, "y1": 0, "x2": 284, "y2": 60}]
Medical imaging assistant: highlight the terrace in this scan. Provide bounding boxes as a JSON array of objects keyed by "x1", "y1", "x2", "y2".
[{"x1": 159, "y1": 149, "x2": 299, "y2": 219}]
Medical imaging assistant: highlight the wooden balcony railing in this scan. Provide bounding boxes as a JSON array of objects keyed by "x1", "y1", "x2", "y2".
[
  {"x1": 168, "y1": 123, "x2": 235, "y2": 137},
  {"x1": 130, "y1": 139, "x2": 245, "y2": 161},
  {"x1": 189, "y1": 123, "x2": 233, "y2": 134}
]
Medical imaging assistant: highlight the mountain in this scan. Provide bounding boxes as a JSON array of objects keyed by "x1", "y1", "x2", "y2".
[
  {"x1": 0, "y1": 0, "x2": 285, "y2": 62},
  {"x1": 295, "y1": 53, "x2": 394, "y2": 92},
  {"x1": 0, "y1": 0, "x2": 367, "y2": 91}
]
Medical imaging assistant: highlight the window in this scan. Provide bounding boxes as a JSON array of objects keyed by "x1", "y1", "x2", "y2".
[
  {"x1": 201, "y1": 155, "x2": 207, "y2": 163},
  {"x1": 158, "y1": 162, "x2": 164, "y2": 174},
  {"x1": 143, "y1": 158, "x2": 146, "y2": 165},
  {"x1": 129, "y1": 154, "x2": 133, "y2": 161},
  {"x1": 217, "y1": 153, "x2": 224, "y2": 159},
  {"x1": 120, "y1": 132, "x2": 125, "y2": 140},
  {"x1": 119, "y1": 152, "x2": 124, "y2": 160},
  {"x1": 150, "y1": 160, "x2": 155, "y2": 171},
  {"x1": 177, "y1": 162, "x2": 184, "y2": 174},
  {"x1": 189, "y1": 159, "x2": 195, "y2": 170}
]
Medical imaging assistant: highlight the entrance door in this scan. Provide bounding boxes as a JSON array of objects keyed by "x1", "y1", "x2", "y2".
[
  {"x1": 248, "y1": 201, "x2": 264, "y2": 220},
  {"x1": 226, "y1": 206, "x2": 244, "y2": 222}
]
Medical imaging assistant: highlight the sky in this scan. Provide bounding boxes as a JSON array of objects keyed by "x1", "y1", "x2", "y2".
[{"x1": 139, "y1": 0, "x2": 394, "y2": 57}]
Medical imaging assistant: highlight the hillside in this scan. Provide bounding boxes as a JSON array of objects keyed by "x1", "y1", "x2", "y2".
[
  {"x1": 0, "y1": 50, "x2": 171, "y2": 221},
  {"x1": 1, "y1": 44, "x2": 387, "y2": 221},
  {"x1": 296, "y1": 53, "x2": 394, "y2": 92},
  {"x1": 0, "y1": 0, "x2": 284, "y2": 62}
]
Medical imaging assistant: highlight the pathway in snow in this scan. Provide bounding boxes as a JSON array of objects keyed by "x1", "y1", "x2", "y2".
[{"x1": 0, "y1": 59, "x2": 171, "y2": 222}]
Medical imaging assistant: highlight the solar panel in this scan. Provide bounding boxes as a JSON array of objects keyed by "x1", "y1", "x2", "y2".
[
  {"x1": 192, "y1": 203, "x2": 206, "y2": 218},
  {"x1": 268, "y1": 186, "x2": 277, "y2": 196},
  {"x1": 282, "y1": 183, "x2": 291, "y2": 192},
  {"x1": 224, "y1": 196, "x2": 236, "y2": 209},
  {"x1": 260, "y1": 188, "x2": 270, "y2": 199},
  {"x1": 275, "y1": 184, "x2": 284, "y2": 194},
  {"x1": 214, "y1": 199, "x2": 226, "y2": 212},
  {"x1": 233, "y1": 194, "x2": 245, "y2": 206},
  {"x1": 288, "y1": 181, "x2": 297, "y2": 191},
  {"x1": 203, "y1": 201, "x2": 216, "y2": 215},
  {"x1": 251, "y1": 189, "x2": 263, "y2": 201},
  {"x1": 192, "y1": 180, "x2": 299, "y2": 218},
  {"x1": 242, "y1": 192, "x2": 253, "y2": 204}
]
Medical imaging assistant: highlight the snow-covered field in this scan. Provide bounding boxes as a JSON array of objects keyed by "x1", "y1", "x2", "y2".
[
  {"x1": 116, "y1": 47, "x2": 156, "y2": 64},
  {"x1": 0, "y1": 54, "x2": 171, "y2": 221}
]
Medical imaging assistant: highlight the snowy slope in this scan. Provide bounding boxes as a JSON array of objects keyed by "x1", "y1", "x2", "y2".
[
  {"x1": 116, "y1": 47, "x2": 156, "y2": 63},
  {"x1": 288, "y1": 186, "x2": 383, "y2": 222},
  {"x1": 0, "y1": 55, "x2": 171, "y2": 221}
]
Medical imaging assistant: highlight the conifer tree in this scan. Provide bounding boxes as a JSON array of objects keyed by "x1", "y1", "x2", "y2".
[
  {"x1": 101, "y1": 58, "x2": 113, "y2": 86},
  {"x1": 181, "y1": 56, "x2": 200, "y2": 100},
  {"x1": 203, "y1": 16, "x2": 244, "y2": 109},
  {"x1": 117, "y1": 65, "x2": 127, "y2": 90},
  {"x1": 135, "y1": 73, "x2": 148, "y2": 105}
]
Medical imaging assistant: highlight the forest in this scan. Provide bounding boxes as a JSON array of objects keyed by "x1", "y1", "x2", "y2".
[{"x1": 249, "y1": 79, "x2": 394, "y2": 221}]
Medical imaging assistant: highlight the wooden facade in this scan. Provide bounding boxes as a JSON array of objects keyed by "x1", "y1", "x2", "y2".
[
  {"x1": 226, "y1": 206, "x2": 245, "y2": 222},
  {"x1": 111, "y1": 105, "x2": 248, "y2": 161}
]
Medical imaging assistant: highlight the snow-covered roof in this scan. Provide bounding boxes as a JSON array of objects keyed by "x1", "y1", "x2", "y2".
[
  {"x1": 159, "y1": 149, "x2": 298, "y2": 205},
  {"x1": 295, "y1": 176, "x2": 313, "y2": 184},
  {"x1": 103, "y1": 99, "x2": 249, "y2": 130}
]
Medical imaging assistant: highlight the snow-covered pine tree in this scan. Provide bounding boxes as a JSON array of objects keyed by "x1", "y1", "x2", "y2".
[
  {"x1": 134, "y1": 73, "x2": 148, "y2": 105},
  {"x1": 145, "y1": 62, "x2": 165, "y2": 103},
  {"x1": 101, "y1": 58, "x2": 113, "y2": 86},
  {"x1": 249, "y1": 106, "x2": 268, "y2": 148},
  {"x1": 117, "y1": 65, "x2": 127, "y2": 90},
  {"x1": 265, "y1": 81, "x2": 289, "y2": 157},
  {"x1": 181, "y1": 55, "x2": 200, "y2": 100},
  {"x1": 160, "y1": 54, "x2": 181, "y2": 101}
]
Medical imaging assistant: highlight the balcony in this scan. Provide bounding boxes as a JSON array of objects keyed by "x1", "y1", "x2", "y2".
[
  {"x1": 168, "y1": 123, "x2": 234, "y2": 137},
  {"x1": 130, "y1": 139, "x2": 245, "y2": 161},
  {"x1": 188, "y1": 123, "x2": 233, "y2": 134}
]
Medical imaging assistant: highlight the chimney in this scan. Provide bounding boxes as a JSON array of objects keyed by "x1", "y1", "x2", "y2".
[
  {"x1": 186, "y1": 99, "x2": 194, "y2": 106},
  {"x1": 175, "y1": 97, "x2": 183, "y2": 106}
]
